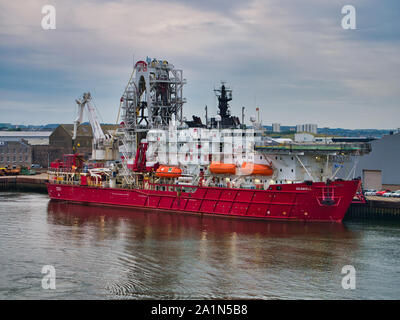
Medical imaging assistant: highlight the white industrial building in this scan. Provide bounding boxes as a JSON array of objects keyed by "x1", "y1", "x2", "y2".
[
  {"x1": 340, "y1": 132, "x2": 400, "y2": 188},
  {"x1": 296, "y1": 124, "x2": 317, "y2": 134},
  {"x1": 0, "y1": 131, "x2": 52, "y2": 145},
  {"x1": 272, "y1": 123, "x2": 281, "y2": 133},
  {"x1": 294, "y1": 133, "x2": 314, "y2": 142}
]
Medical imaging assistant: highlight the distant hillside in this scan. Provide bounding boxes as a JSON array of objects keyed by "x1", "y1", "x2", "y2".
[
  {"x1": 0, "y1": 122, "x2": 118, "y2": 132},
  {"x1": 263, "y1": 126, "x2": 391, "y2": 138},
  {"x1": 317, "y1": 128, "x2": 391, "y2": 138},
  {"x1": 0, "y1": 123, "x2": 394, "y2": 138}
]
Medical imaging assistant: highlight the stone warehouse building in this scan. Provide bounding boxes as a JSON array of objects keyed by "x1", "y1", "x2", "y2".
[
  {"x1": 28, "y1": 124, "x2": 118, "y2": 167},
  {"x1": 0, "y1": 131, "x2": 52, "y2": 145},
  {"x1": 47, "y1": 124, "x2": 119, "y2": 162},
  {"x1": 0, "y1": 131, "x2": 52, "y2": 168},
  {"x1": 0, "y1": 140, "x2": 32, "y2": 167},
  {"x1": 0, "y1": 125, "x2": 118, "y2": 168}
]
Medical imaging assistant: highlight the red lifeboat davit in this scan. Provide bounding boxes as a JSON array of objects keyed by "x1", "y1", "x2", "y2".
[
  {"x1": 155, "y1": 165, "x2": 182, "y2": 178},
  {"x1": 241, "y1": 162, "x2": 274, "y2": 176},
  {"x1": 209, "y1": 162, "x2": 237, "y2": 174}
]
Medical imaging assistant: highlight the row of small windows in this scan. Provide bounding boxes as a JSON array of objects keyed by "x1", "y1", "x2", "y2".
[
  {"x1": 278, "y1": 168, "x2": 295, "y2": 172},
  {"x1": 245, "y1": 179, "x2": 269, "y2": 183},
  {"x1": 274, "y1": 156, "x2": 295, "y2": 161},
  {"x1": 244, "y1": 179, "x2": 291, "y2": 184},
  {"x1": 222, "y1": 133, "x2": 259, "y2": 137},
  {"x1": 0, "y1": 155, "x2": 29, "y2": 162},
  {"x1": 0, "y1": 148, "x2": 29, "y2": 154},
  {"x1": 151, "y1": 132, "x2": 257, "y2": 139}
]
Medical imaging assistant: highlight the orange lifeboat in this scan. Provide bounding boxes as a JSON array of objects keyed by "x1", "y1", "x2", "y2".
[
  {"x1": 209, "y1": 162, "x2": 236, "y2": 174},
  {"x1": 241, "y1": 162, "x2": 274, "y2": 176},
  {"x1": 155, "y1": 165, "x2": 182, "y2": 178}
]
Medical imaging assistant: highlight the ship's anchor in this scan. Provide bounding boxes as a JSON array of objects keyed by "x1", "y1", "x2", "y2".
[{"x1": 321, "y1": 179, "x2": 336, "y2": 206}]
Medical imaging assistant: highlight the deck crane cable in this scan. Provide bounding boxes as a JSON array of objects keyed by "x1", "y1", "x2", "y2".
[{"x1": 91, "y1": 97, "x2": 104, "y2": 124}]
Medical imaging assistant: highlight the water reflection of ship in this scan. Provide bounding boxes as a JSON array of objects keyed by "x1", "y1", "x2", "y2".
[
  {"x1": 47, "y1": 200, "x2": 354, "y2": 239},
  {"x1": 47, "y1": 200, "x2": 361, "y2": 298}
]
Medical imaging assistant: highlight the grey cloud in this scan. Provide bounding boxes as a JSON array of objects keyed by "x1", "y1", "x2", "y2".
[{"x1": 0, "y1": 0, "x2": 399, "y2": 128}]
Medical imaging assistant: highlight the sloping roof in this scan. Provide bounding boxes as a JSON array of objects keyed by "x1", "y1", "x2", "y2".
[
  {"x1": 0, "y1": 131, "x2": 53, "y2": 138},
  {"x1": 0, "y1": 139, "x2": 31, "y2": 147},
  {"x1": 26, "y1": 138, "x2": 50, "y2": 145},
  {"x1": 59, "y1": 124, "x2": 119, "y2": 137}
]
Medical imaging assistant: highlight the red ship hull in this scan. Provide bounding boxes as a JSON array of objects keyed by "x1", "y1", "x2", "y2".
[{"x1": 47, "y1": 180, "x2": 360, "y2": 222}]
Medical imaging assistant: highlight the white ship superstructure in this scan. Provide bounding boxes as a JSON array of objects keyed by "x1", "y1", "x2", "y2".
[
  {"x1": 143, "y1": 122, "x2": 370, "y2": 190},
  {"x1": 111, "y1": 57, "x2": 371, "y2": 190}
]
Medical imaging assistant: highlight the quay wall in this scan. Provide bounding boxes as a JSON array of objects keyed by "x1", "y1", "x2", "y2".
[
  {"x1": 345, "y1": 197, "x2": 400, "y2": 221},
  {"x1": 0, "y1": 174, "x2": 48, "y2": 193}
]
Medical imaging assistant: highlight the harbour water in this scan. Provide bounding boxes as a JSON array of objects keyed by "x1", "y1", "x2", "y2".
[{"x1": 0, "y1": 192, "x2": 399, "y2": 299}]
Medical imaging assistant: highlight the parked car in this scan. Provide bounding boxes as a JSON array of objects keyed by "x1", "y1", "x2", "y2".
[
  {"x1": 376, "y1": 190, "x2": 392, "y2": 196},
  {"x1": 364, "y1": 189, "x2": 378, "y2": 196},
  {"x1": 389, "y1": 190, "x2": 400, "y2": 198},
  {"x1": 30, "y1": 164, "x2": 42, "y2": 169}
]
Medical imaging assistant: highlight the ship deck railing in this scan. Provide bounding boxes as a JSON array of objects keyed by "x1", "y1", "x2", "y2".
[
  {"x1": 146, "y1": 182, "x2": 198, "y2": 193},
  {"x1": 49, "y1": 179, "x2": 110, "y2": 188},
  {"x1": 255, "y1": 142, "x2": 371, "y2": 154}
]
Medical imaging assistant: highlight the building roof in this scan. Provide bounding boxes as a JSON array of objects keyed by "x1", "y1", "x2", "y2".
[
  {"x1": 26, "y1": 138, "x2": 50, "y2": 145},
  {"x1": 0, "y1": 131, "x2": 53, "y2": 138},
  {"x1": 58, "y1": 124, "x2": 119, "y2": 137},
  {"x1": 0, "y1": 139, "x2": 31, "y2": 147}
]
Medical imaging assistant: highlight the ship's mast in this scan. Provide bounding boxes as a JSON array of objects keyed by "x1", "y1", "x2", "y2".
[
  {"x1": 211, "y1": 82, "x2": 240, "y2": 129},
  {"x1": 214, "y1": 82, "x2": 232, "y2": 120}
]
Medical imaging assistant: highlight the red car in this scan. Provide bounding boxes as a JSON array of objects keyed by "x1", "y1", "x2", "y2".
[{"x1": 376, "y1": 190, "x2": 391, "y2": 196}]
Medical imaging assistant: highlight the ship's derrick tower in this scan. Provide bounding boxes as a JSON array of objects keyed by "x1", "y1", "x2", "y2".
[
  {"x1": 117, "y1": 58, "x2": 186, "y2": 185},
  {"x1": 120, "y1": 57, "x2": 186, "y2": 158}
]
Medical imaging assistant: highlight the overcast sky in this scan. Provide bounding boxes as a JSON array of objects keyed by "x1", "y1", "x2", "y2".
[{"x1": 0, "y1": 0, "x2": 399, "y2": 129}]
